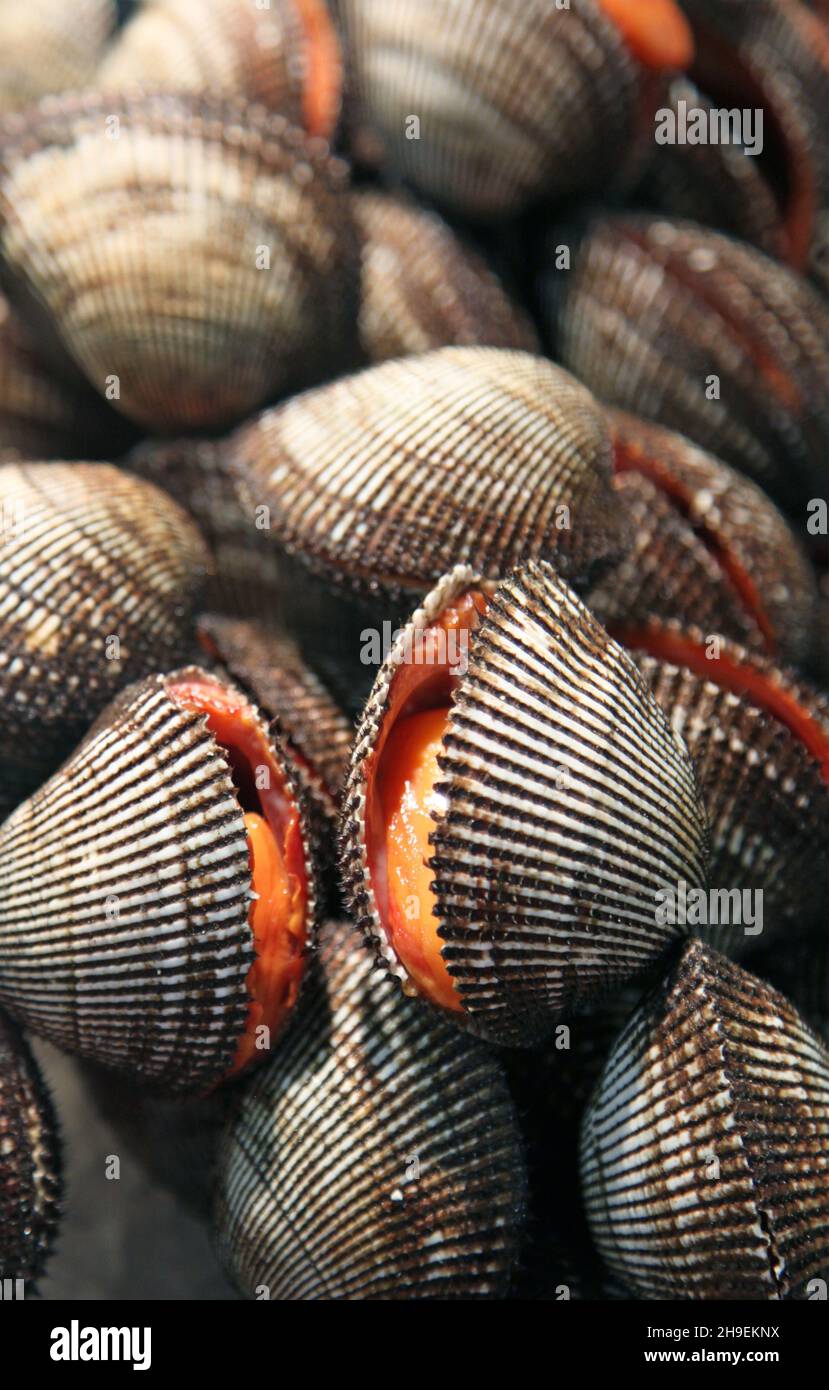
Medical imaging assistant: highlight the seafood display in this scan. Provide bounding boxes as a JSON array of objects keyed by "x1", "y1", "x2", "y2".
[{"x1": 0, "y1": 0, "x2": 825, "y2": 1311}]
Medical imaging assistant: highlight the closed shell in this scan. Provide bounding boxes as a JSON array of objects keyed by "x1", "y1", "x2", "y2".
[
  {"x1": 0, "y1": 1012, "x2": 61, "y2": 1286},
  {"x1": 212, "y1": 919, "x2": 527, "y2": 1299},
  {"x1": 354, "y1": 189, "x2": 538, "y2": 363},
  {"x1": 580, "y1": 939, "x2": 829, "y2": 1299},
  {"x1": 0, "y1": 0, "x2": 115, "y2": 113},
  {"x1": 341, "y1": 562, "x2": 709, "y2": 1045},
  {"x1": 540, "y1": 214, "x2": 829, "y2": 511},
  {"x1": 0, "y1": 92, "x2": 359, "y2": 431},
  {"x1": 0, "y1": 461, "x2": 208, "y2": 820},
  {"x1": 0, "y1": 667, "x2": 319, "y2": 1094},
  {"x1": 227, "y1": 347, "x2": 628, "y2": 601}
]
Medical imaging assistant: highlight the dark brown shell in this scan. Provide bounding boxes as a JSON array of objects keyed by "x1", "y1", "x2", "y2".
[
  {"x1": 341, "y1": 562, "x2": 709, "y2": 1045},
  {"x1": 540, "y1": 213, "x2": 829, "y2": 511},
  {"x1": 581, "y1": 939, "x2": 829, "y2": 1300},
  {"x1": 0, "y1": 0, "x2": 115, "y2": 112},
  {"x1": 212, "y1": 919, "x2": 527, "y2": 1299},
  {"x1": 630, "y1": 626, "x2": 829, "y2": 951},
  {"x1": 98, "y1": 0, "x2": 342, "y2": 140},
  {"x1": 0, "y1": 666, "x2": 320, "y2": 1094},
  {"x1": 0, "y1": 92, "x2": 359, "y2": 432},
  {"x1": 0, "y1": 1012, "x2": 61, "y2": 1286},
  {"x1": 588, "y1": 412, "x2": 817, "y2": 668},
  {"x1": 337, "y1": 0, "x2": 667, "y2": 219},
  {"x1": 752, "y1": 932, "x2": 829, "y2": 1048},
  {"x1": 354, "y1": 189, "x2": 538, "y2": 363},
  {"x1": 226, "y1": 347, "x2": 629, "y2": 602},
  {"x1": 0, "y1": 461, "x2": 209, "y2": 820}
]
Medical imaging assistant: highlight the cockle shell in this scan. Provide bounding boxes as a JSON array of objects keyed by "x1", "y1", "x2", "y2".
[
  {"x1": 98, "y1": 0, "x2": 342, "y2": 140},
  {"x1": 588, "y1": 412, "x2": 817, "y2": 668},
  {"x1": 0, "y1": 92, "x2": 359, "y2": 432},
  {"x1": 0, "y1": 1012, "x2": 61, "y2": 1286},
  {"x1": 540, "y1": 214, "x2": 829, "y2": 511},
  {"x1": 753, "y1": 932, "x2": 829, "y2": 1048},
  {"x1": 340, "y1": 562, "x2": 709, "y2": 1045},
  {"x1": 0, "y1": 0, "x2": 116, "y2": 113},
  {"x1": 226, "y1": 347, "x2": 628, "y2": 601},
  {"x1": 0, "y1": 667, "x2": 320, "y2": 1094},
  {"x1": 353, "y1": 190, "x2": 538, "y2": 364},
  {"x1": 628, "y1": 625, "x2": 829, "y2": 952},
  {"x1": 336, "y1": 0, "x2": 692, "y2": 219},
  {"x1": 0, "y1": 461, "x2": 208, "y2": 819},
  {"x1": 212, "y1": 919, "x2": 527, "y2": 1299},
  {"x1": 580, "y1": 940, "x2": 829, "y2": 1299}
]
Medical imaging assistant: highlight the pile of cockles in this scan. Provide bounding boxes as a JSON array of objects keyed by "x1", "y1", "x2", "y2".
[{"x1": 0, "y1": 0, "x2": 827, "y2": 1302}]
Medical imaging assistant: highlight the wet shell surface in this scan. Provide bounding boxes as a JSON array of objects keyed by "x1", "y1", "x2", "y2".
[
  {"x1": 0, "y1": 461, "x2": 208, "y2": 819},
  {"x1": 340, "y1": 561, "x2": 709, "y2": 1045},
  {"x1": 0, "y1": 1012, "x2": 61, "y2": 1285},
  {"x1": 540, "y1": 214, "x2": 829, "y2": 511},
  {"x1": 98, "y1": 0, "x2": 342, "y2": 140},
  {"x1": 628, "y1": 625, "x2": 829, "y2": 951},
  {"x1": 0, "y1": 0, "x2": 115, "y2": 113},
  {"x1": 353, "y1": 189, "x2": 538, "y2": 364},
  {"x1": 0, "y1": 92, "x2": 359, "y2": 432},
  {"x1": 337, "y1": 0, "x2": 692, "y2": 219},
  {"x1": 580, "y1": 939, "x2": 829, "y2": 1299},
  {"x1": 212, "y1": 919, "x2": 527, "y2": 1299},
  {"x1": 587, "y1": 412, "x2": 817, "y2": 668},
  {"x1": 227, "y1": 347, "x2": 628, "y2": 601},
  {"x1": 0, "y1": 666, "x2": 319, "y2": 1094}
]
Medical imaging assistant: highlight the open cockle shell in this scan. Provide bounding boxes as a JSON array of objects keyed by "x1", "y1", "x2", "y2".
[
  {"x1": 580, "y1": 940, "x2": 829, "y2": 1300},
  {"x1": 540, "y1": 214, "x2": 829, "y2": 511},
  {"x1": 212, "y1": 919, "x2": 527, "y2": 1299},
  {"x1": 0, "y1": 461, "x2": 209, "y2": 820},
  {"x1": 227, "y1": 347, "x2": 629, "y2": 602},
  {"x1": 336, "y1": 0, "x2": 692, "y2": 219},
  {"x1": 340, "y1": 561, "x2": 709, "y2": 1045},
  {"x1": 98, "y1": 0, "x2": 343, "y2": 141},
  {"x1": 0, "y1": 667, "x2": 320, "y2": 1095},
  {"x1": 0, "y1": 1012, "x2": 62, "y2": 1286},
  {"x1": 0, "y1": 91, "x2": 359, "y2": 432}
]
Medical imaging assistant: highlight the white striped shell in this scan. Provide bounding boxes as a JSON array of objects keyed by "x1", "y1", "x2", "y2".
[
  {"x1": 212, "y1": 919, "x2": 527, "y2": 1299},
  {"x1": 580, "y1": 940, "x2": 829, "y2": 1299},
  {"x1": 0, "y1": 1011, "x2": 61, "y2": 1285}
]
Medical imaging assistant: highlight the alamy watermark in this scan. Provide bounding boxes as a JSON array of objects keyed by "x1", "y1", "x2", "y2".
[
  {"x1": 360, "y1": 621, "x2": 470, "y2": 674},
  {"x1": 656, "y1": 880, "x2": 763, "y2": 938},
  {"x1": 655, "y1": 101, "x2": 764, "y2": 157}
]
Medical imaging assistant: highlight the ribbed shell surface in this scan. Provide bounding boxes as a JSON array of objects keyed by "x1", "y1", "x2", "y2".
[
  {"x1": 589, "y1": 413, "x2": 817, "y2": 666},
  {"x1": 580, "y1": 940, "x2": 829, "y2": 1299},
  {"x1": 354, "y1": 190, "x2": 538, "y2": 363},
  {"x1": 212, "y1": 919, "x2": 527, "y2": 1299},
  {"x1": 337, "y1": 0, "x2": 641, "y2": 218},
  {"x1": 0, "y1": 0, "x2": 115, "y2": 112},
  {"x1": 0, "y1": 1013, "x2": 61, "y2": 1284},
  {"x1": 341, "y1": 562, "x2": 709, "y2": 1045},
  {"x1": 0, "y1": 92, "x2": 359, "y2": 431},
  {"x1": 98, "y1": 0, "x2": 339, "y2": 137},
  {"x1": 227, "y1": 347, "x2": 626, "y2": 600},
  {"x1": 541, "y1": 215, "x2": 829, "y2": 510},
  {"x1": 633, "y1": 639, "x2": 829, "y2": 950},
  {"x1": 0, "y1": 672, "x2": 266, "y2": 1093}
]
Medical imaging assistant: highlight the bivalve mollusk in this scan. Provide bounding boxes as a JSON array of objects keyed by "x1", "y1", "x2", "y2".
[
  {"x1": 540, "y1": 213, "x2": 829, "y2": 512},
  {"x1": 0, "y1": 0, "x2": 116, "y2": 113},
  {"x1": 0, "y1": 1011, "x2": 61, "y2": 1287},
  {"x1": 226, "y1": 347, "x2": 629, "y2": 602},
  {"x1": 212, "y1": 918, "x2": 527, "y2": 1299},
  {"x1": 0, "y1": 667, "x2": 320, "y2": 1094},
  {"x1": 337, "y1": 0, "x2": 693, "y2": 219},
  {"x1": 340, "y1": 561, "x2": 709, "y2": 1045},
  {"x1": 580, "y1": 939, "x2": 829, "y2": 1299},
  {"x1": 0, "y1": 92, "x2": 359, "y2": 432}
]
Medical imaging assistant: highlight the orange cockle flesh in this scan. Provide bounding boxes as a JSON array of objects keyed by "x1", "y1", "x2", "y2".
[
  {"x1": 292, "y1": 0, "x2": 343, "y2": 140},
  {"x1": 367, "y1": 590, "x2": 489, "y2": 1014},
  {"x1": 168, "y1": 678, "x2": 309, "y2": 1079},
  {"x1": 596, "y1": 0, "x2": 694, "y2": 70},
  {"x1": 615, "y1": 627, "x2": 829, "y2": 784}
]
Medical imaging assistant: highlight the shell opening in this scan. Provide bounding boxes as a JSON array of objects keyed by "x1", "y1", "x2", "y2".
[
  {"x1": 168, "y1": 678, "x2": 308, "y2": 1078},
  {"x1": 615, "y1": 627, "x2": 829, "y2": 782},
  {"x1": 595, "y1": 0, "x2": 694, "y2": 71},
  {"x1": 365, "y1": 589, "x2": 489, "y2": 1013}
]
